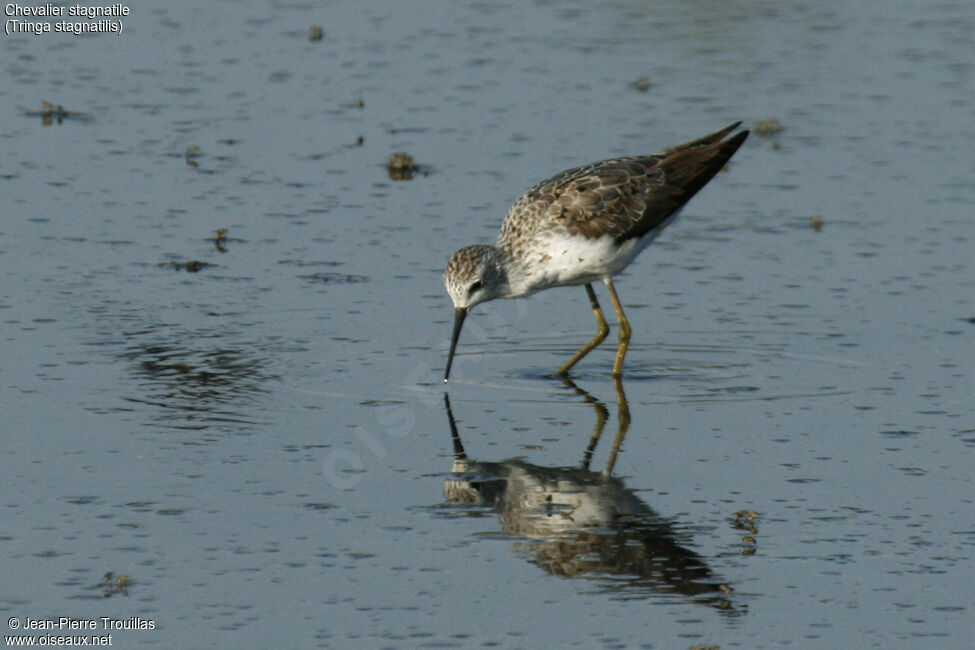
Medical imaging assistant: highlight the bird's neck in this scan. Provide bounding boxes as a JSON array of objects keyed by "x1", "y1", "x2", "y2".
[{"x1": 482, "y1": 245, "x2": 514, "y2": 298}]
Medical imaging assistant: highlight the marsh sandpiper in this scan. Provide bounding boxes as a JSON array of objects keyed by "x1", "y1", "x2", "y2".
[{"x1": 443, "y1": 122, "x2": 749, "y2": 381}]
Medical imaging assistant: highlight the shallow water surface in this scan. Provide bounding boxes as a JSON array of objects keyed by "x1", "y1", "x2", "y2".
[{"x1": 2, "y1": 0, "x2": 973, "y2": 647}]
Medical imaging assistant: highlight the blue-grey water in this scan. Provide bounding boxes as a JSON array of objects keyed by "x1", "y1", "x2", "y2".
[{"x1": 2, "y1": 0, "x2": 973, "y2": 647}]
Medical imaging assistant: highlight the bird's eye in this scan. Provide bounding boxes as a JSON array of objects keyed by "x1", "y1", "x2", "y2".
[{"x1": 468, "y1": 281, "x2": 482, "y2": 295}]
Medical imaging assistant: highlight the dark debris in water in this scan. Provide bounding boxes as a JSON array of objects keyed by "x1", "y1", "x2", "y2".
[
  {"x1": 91, "y1": 572, "x2": 130, "y2": 598},
  {"x1": 732, "y1": 510, "x2": 759, "y2": 535},
  {"x1": 25, "y1": 101, "x2": 92, "y2": 125},
  {"x1": 387, "y1": 151, "x2": 431, "y2": 180},
  {"x1": 732, "y1": 510, "x2": 760, "y2": 557},
  {"x1": 210, "y1": 228, "x2": 244, "y2": 253},
  {"x1": 185, "y1": 145, "x2": 201, "y2": 168},
  {"x1": 631, "y1": 75, "x2": 652, "y2": 92},
  {"x1": 753, "y1": 118, "x2": 784, "y2": 137},
  {"x1": 161, "y1": 260, "x2": 211, "y2": 272},
  {"x1": 388, "y1": 151, "x2": 416, "y2": 180},
  {"x1": 213, "y1": 228, "x2": 228, "y2": 252}
]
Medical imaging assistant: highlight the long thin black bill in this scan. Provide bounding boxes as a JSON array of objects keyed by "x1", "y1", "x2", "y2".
[{"x1": 443, "y1": 307, "x2": 467, "y2": 383}]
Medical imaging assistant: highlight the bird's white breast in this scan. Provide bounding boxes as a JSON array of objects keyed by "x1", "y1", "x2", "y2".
[{"x1": 508, "y1": 231, "x2": 649, "y2": 296}]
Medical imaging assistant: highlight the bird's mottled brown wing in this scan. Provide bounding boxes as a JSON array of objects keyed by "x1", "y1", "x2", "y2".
[{"x1": 498, "y1": 123, "x2": 748, "y2": 248}]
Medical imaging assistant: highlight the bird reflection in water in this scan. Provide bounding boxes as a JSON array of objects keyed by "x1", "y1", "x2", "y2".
[{"x1": 443, "y1": 379, "x2": 740, "y2": 614}]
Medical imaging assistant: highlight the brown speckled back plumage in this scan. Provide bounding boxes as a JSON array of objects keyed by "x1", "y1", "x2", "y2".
[{"x1": 498, "y1": 123, "x2": 748, "y2": 257}]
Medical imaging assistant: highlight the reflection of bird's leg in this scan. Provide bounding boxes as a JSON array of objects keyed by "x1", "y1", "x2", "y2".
[
  {"x1": 560, "y1": 376, "x2": 629, "y2": 474},
  {"x1": 562, "y1": 377, "x2": 609, "y2": 469},
  {"x1": 604, "y1": 376, "x2": 631, "y2": 476},
  {"x1": 555, "y1": 284, "x2": 609, "y2": 377},
  {"x1": 560, "y1": 376, "x2": 610, "y2": 471}
]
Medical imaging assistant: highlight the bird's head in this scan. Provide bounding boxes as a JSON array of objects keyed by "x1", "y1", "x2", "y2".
[
  {"x1": 443, "y1": 245, "x2": 507, "y2": 310},
  {"x1": 442, "y1": 245, "x2": 508, "y2": 381}
]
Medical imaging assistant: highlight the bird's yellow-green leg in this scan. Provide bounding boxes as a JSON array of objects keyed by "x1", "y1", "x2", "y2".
[
  {"x1": 554, "y1": 283, "x2": 609, "y2": 376},
  {"x1": 605, "y1": 278, "x2": 631, "y2": 377}
]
